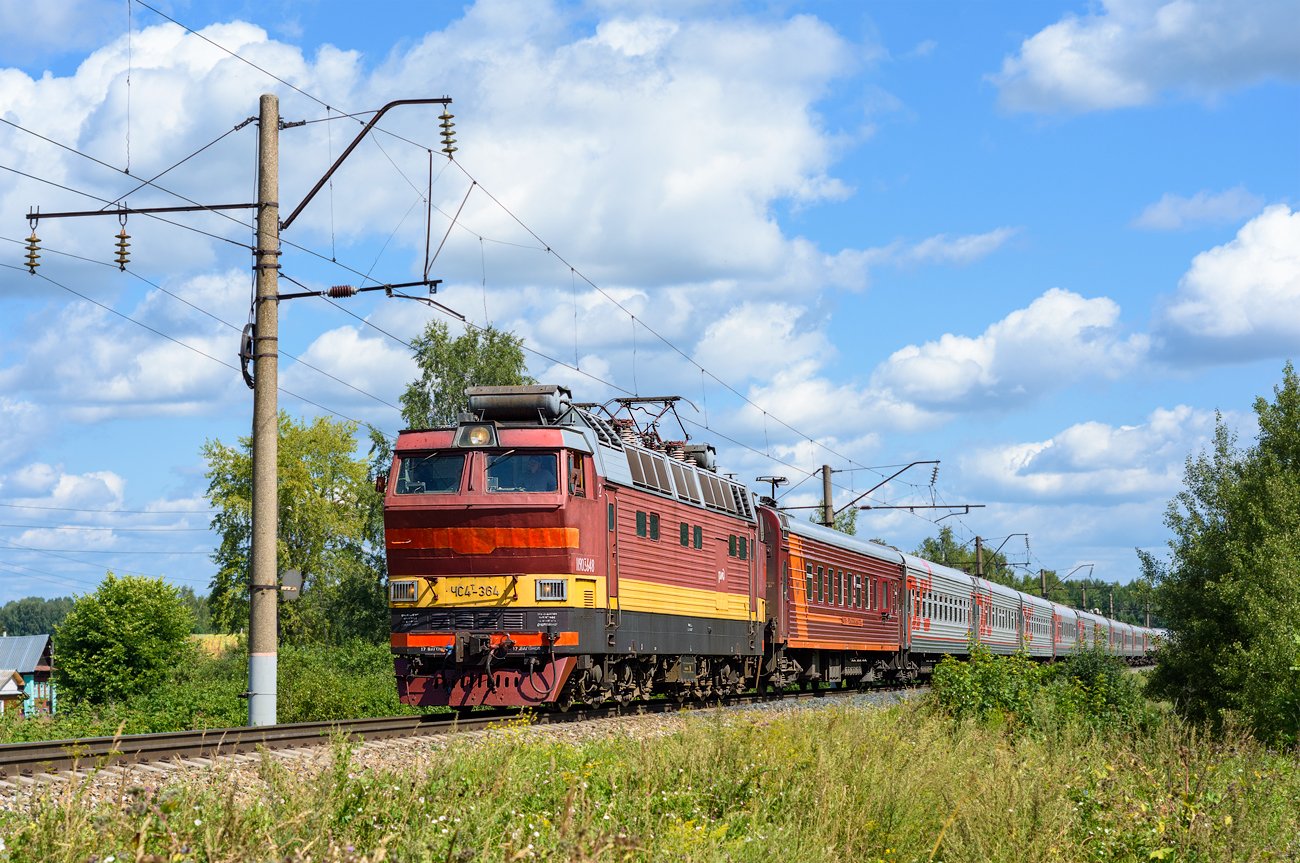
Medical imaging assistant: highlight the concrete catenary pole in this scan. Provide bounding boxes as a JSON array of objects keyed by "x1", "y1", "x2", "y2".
[
  {"x1": 248, "y1": 93, "x2": 280, "y2": 726},
  {"x1": 1040, "y1": 568, "x2": 1048, "y2": 600},
  {"x1": 821, "y1": 465, "x2": 833, "y2": 527},
  {"x1": 974, "y1": 536, "x2": 984, "y2": 578}
]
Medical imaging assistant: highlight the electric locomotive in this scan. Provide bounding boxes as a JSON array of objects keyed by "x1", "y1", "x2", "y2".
[
  {"x1": 383, "y1": 384, "x2": 1163, "y2": 709},
  {"x1": 383, "y1": 385, "x2": 763, "y2": 708}
]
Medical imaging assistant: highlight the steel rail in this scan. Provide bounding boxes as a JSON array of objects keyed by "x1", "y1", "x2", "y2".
[{"x1": 0, "y1": 685, "x2": 921, "y2": 779}]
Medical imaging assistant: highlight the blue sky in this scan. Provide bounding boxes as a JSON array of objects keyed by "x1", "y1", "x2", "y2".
[{"x1": 0, "y1": 0, "x2": 1297, "y2": 603}]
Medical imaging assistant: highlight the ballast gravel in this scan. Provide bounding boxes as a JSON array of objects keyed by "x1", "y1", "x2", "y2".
[{"x1": 0, "y1": 688, "x2": 917, "y2": 815}]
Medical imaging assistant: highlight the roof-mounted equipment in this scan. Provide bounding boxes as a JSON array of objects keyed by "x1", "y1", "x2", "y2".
[{"x1": 467, "y1": 385, "x2": 572, "y2": 424}]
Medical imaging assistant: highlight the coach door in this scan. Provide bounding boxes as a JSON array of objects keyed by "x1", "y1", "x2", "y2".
[{"x1": 713, "y1": 534, "x2": 730, "y2": 611}]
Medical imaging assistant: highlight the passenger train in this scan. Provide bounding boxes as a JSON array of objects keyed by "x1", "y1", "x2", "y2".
[{"x1": 382, "y1": 385, "x2": 1160, "y2": 708}]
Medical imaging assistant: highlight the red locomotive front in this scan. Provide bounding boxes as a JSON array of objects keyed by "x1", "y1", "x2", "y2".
[
  {"x1": 383, "y1": 385, "x2": 764, "y2": 708},
  {"x1": 384, "y1": 386, "x2": 607, "y2": 707}
]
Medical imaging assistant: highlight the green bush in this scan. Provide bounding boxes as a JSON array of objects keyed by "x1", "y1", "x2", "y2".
[
  {"x1": 54, "y1": 572, "x2": 195, "y2": 706},
  {"x1": 1045, "y1": 647, "x2": 1150, "y2": 730},
  {"x1": 276, "y1": 639, "x2": 416, "y2": 723},
  {"x1": 931, "y1": 646, "x2": 1155, "y2": 733},
  {"x1": 930, "y1": 645, "x2": 1046, "y2": 726}
]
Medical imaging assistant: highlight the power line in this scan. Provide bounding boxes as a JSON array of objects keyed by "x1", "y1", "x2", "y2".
[
  {"x1": 1, "y1": 163, "x2": 252, "y2": 251},
  {"x1": 0, "y1": 523, "x2": 211, "y2": 532},
  {"x1": 90, "y1": 4, "x2": 887, "y2": 484},
  {"x1": 7, "y1": 17, "x2": 951, "y2": 529},
  {"x1": 0, "y1": 539, "x2": 203, "y2": 581},
  {"x1": 0, "y1": 547, "x2": 210, "y2": 555},
  {"x1": 0, "y1": 502, "x2": 214, "y2": 515},
  {"x1": 0, "y1": 261, "x2": 373, "y2": 427},
  {"x1": 1, "y1": 231, "x2": 403, "y2": 414}
]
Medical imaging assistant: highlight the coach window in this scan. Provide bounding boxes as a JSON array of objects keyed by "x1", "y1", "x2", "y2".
[
  {"x1": 738, "y1": 536, "x2": 748, "y2": 560},
  {"x1": 608, "y1": 503, "x2": 615, "y2": 531},
  {"x1": 806, "y1": 564, "x2": 815, "y2": 602},
  {"x1": 834, "y1": 570, "x2": 841, "y2": 606},
  {"x1": 649, "y1": 513, "x2": 660, "y2": 541},
  {"x1": 693, "y1": 525, "x2": 703, "y2": 549},
  {"x1": 636, "y1": 511, "x2": 647, "y2": 537},
  {"x1": 680, "y1": 522, "x2": 690, "y2": 546},
  {"x1": 817, "y1": 566, "x2": 825, "y2": 603}
]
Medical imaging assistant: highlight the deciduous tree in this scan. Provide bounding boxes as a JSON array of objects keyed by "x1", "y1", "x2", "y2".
[
  {"x1": 1145, "y1": 362, "x2": 1300, "y2": 744},
  {"x1": 398, "y1": 320, "x2": 533, "y2": 429},
  {"x1": 53, "y1": 573, "x2": 194, "y2": 705},
  {"x1": 203, "y1": 412, "x2": 383, "y2": 641}
]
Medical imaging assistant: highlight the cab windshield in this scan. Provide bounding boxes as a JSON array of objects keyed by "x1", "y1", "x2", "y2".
[
  {"x1": 486, "y1": 452, "x2": 558, "y2": 493},
  {"x1": 394, "y1": 453, "x2": 464, "y2": 495}
]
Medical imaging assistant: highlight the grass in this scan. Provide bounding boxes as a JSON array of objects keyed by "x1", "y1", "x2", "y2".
[{"x1": 1, "y1": 698, "x2": 1296, "y2": 862}]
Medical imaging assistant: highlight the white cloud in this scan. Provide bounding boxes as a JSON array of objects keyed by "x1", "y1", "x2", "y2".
[
  {"x1": 871, "y1": 288, "x2": 1149, "y2": 408},
  {"x1": 0, "y1": 398, "x2": 45, "y2": 469},
  {"x1": 743, "y1": 360, "x2": 944, "y2": 439},
  {"x1": 692, "y1": 302, "x2": 831, "y2": 383},
  {"x1": 1133, "y1": 187, "x2": 1266, "y2": 230},
  {"x1": 963, "y1": 405, "x2": 1219, "y2": 502},
  {"x1": 0, "y1": 464, "x2": 125, "y2": 510},
  {"x1": 1157, "y1": 204, "x2": 1300, "y2": 359},
  {"x1": 993, "y1": 0, "x2": 1300, "y2": 113},
  {"x1": 280, "y1": 324, "x2": 414, "y2": 420},
  {"x1": 840, "y1": 227, "x2": 1017, "y2": 274},
  {"x1": 0, "y1": 273, "x2": 248, "y2": 423}
]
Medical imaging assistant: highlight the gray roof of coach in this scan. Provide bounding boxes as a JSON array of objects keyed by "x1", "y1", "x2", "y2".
[{"x1": 784, "y1": 516, "x2": 906, "y2": 565}]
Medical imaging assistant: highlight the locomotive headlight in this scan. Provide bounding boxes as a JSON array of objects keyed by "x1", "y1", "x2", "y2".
[
  {"x1": 389, "y1": 580, "x2": 419, "y2": 603},
  {"x1": 456, "y1": 424, "x2": 496, "y2": 447}
]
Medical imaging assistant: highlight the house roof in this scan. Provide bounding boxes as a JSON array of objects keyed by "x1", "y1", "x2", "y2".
[
  {"x1": 0, "y1": 635, "x2": 50, "y2": 674},
  {"x1": 0, "y1": 670, "x2": 23, "y2": 696}
]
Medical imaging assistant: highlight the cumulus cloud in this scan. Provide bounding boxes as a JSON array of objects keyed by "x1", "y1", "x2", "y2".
[
  {"x1": 871, "y1": 288, "x2": 1149, "y2": 409},
  {"x1": 0, "y1": 271, "x2": 249, "y2": 423},
  {"x1": 1133, "y1": 187, "x2": 1266, "y2": 231},
  {"x1": 279, "y1": 324, "x2": 414, "y2": 421},
  {"x1": 692, "y1": 302, "x2": 831, "y2": 383},
  {"x1": 0, "y1": 463, "x2": 125, "y2": 509},
  {"x1": 963, "y1": 405, "x2": 1219, "y2": 502},
  {"x1": 993, "y1": 0, "x2": 1300, "y2": 113},
  {"x1": 1156, "y1": 204, "x2": 1300, "y2": 360}
]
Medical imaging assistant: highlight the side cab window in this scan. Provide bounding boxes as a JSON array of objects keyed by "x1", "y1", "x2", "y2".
[{"x1": 567, "y1": 452, "x2": 586, "y2": 497}]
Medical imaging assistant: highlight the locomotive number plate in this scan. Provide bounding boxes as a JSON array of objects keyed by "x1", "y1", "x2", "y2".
[
  {"x1": 439, "y1": 577, "x2": 517, "y2": 603},
  {"x1": 449, "y1": 583, "x2": 501, "y2": 599}
]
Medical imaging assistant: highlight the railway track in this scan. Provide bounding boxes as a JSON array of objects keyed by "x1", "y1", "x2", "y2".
[{"x1": 0, "y1": 684, "x2": 922, "y2": 782}]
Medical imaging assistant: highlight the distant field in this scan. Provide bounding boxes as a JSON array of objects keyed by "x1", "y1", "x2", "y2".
[{"x1": 189, "y1": 633, "x2": 239, "y2": 656}]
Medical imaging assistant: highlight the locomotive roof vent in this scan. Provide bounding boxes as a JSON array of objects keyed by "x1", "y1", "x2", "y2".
[
  {"x1": 467, "y1": 384, "x2": 571, "y2": 424},
  {"x1": 683, "y1": 443, "x2": 717, "y2": 472}
]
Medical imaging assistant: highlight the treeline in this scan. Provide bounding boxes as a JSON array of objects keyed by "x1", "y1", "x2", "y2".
[{"x1": 0, "y1": 588, "x2": 213, "y2": 637}]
